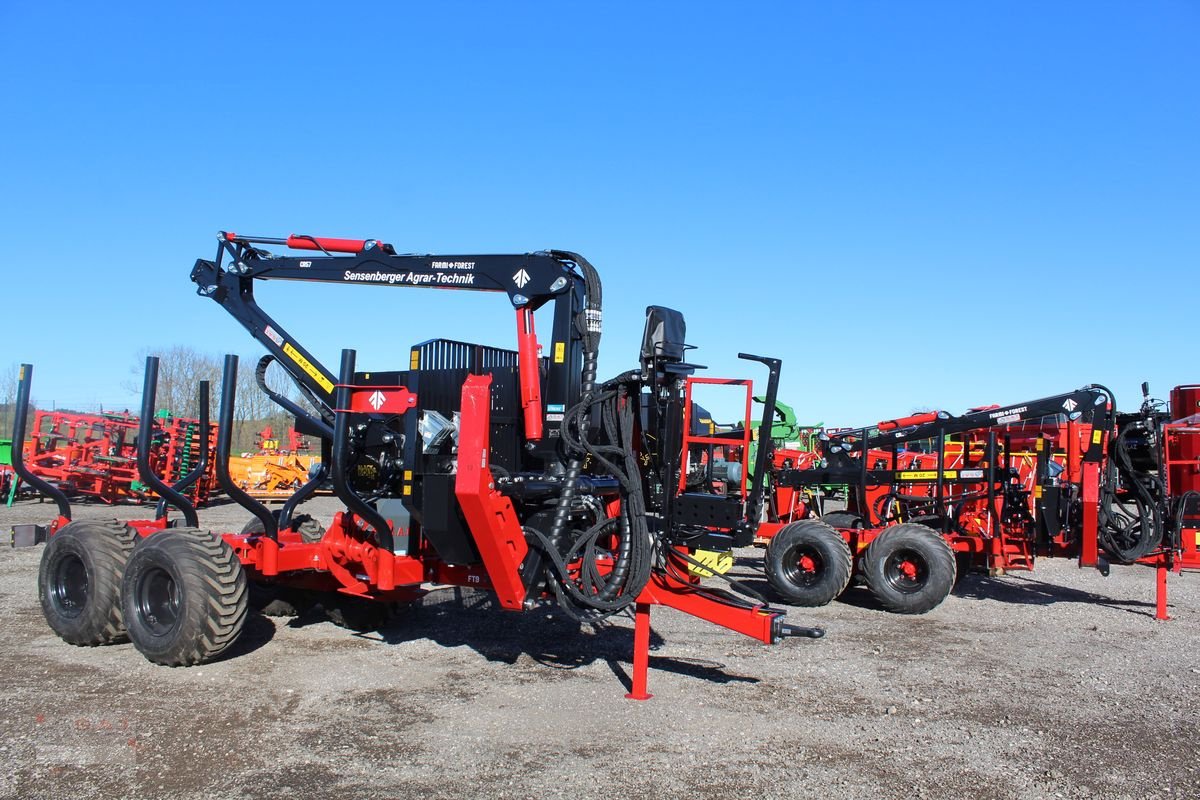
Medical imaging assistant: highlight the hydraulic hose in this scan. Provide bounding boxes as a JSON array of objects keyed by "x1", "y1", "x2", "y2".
[{"x1": 1100, "y1": 413, "x2": 1163, "y2": 562}]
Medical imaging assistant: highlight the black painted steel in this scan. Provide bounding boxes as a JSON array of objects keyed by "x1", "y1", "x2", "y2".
[
  {"x1": 137, "y1": 357, "x2": 200, "y2": 528},
  {"x1": 331, "y1": 349, "x2": 394, "y2": 553},
  {"x1": 155, "y1": 381, "x2": 210, "y2": 521},
  {"x1": 215, "y1": 354, "x2": 277, "y2": 540},
  {"x1": 9, "y1": 363, "x2": 72, "y2": 520},
  {"x1": 740, "y1": 352, "x2": 783, "y2": 536}
]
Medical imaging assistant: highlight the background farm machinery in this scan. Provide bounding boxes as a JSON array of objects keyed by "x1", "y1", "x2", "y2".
[
  {"x1": 13, "y1": 408, "x2": 218, "y2": 506},
  {"x1": 226, "y1": 424, "x2": 321, "y2": 502},
  {"x1": 12, "y1": 231, "x2": 822, "y2": 699},
  {"x1": 756, "y1": 383, "x2": 1200, "y2": 617}
]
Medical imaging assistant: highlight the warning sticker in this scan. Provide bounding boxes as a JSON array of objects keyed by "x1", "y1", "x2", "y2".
[
  {"x1": 554, "y1": 342, "x2": 565, "y2": 363},
  {"x1": 283, "y1": 342, "x2": 334, "y2": 394},
  {"x1": 688, "y1": 549, "x2": 734, "y2": 577}
]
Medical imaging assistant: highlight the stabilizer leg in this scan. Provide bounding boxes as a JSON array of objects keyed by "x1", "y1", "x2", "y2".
[
  {"x1": 1155, "y1": 561, "x2": 1171, "y2": 621},
  {"x1": 625, "y1": 602, "x2": 653, "y2": 701}
]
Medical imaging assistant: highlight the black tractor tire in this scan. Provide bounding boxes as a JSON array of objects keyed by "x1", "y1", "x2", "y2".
[
  {"x1": 121, "y1": 528, "x2": 248, "y2": 666},
  {"x1": 240, "y1": 512, "x2": 325, "y2": 616},
  {"x1": 862, "y1": 523, "x2": 956, "y2": 614},
  {"x1": 324, "y1": 594, "x2": 395, "y2": 633},
  {"x1": 38, "y1": 520, "x2": 137, "y2": 646},
  {"x1": 821, "y1": 511, "x2": 867, "y2": 530},
  {"x1": 765, "y1": 520, "x2": 854, "y2": 606}
]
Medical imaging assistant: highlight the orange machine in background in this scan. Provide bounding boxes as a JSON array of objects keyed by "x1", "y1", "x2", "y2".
[{"x1": 225, "y1": 425, "x2": 322, "y2": 501}]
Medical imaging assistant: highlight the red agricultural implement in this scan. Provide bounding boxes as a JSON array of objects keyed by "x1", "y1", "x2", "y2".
[
  {"x1": 757, "y1": 384, "x2": 1200, "y2": 617},
  {"x1": 15, "y1": 232, "x2": 823, "y2": 699},
  {"x1": 18, "y1": 407, "x2": 217, "y2": 506}
]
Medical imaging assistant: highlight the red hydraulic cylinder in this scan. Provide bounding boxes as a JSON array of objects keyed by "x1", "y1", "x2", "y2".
[
  {"x1": 515, "y1": 308, "x2": 544, "y2": 440},
  {"x1": 878, "y1": 412, "x2": 940, "y2": 431},
  {"x1": 286, "y1": 234, "x2": 372, "y2": 253}
]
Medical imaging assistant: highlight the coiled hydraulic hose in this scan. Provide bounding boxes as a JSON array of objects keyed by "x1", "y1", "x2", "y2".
[
  {"x1": 1098, "y1": 390, "x2": 1163, "y2": 562},
  {"x1": 528, "y1": 252, "x2": 656, "y2": 621}
]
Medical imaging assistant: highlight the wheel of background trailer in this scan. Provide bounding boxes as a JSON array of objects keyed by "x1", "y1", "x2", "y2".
[
  {"x1": 324, "y1": 594, "x2": 395, "y2": 633},
  {"x1": 861, "y1": 523, "x2": 956, "y2": 614},
  {"x1": 121, "y1": 528, "x2": 248, "y2": 666},
  {"x1": 241, "y1": 513, "x2": 325, "y2": 616},
  {"x1": 954, "y1": 552, "x2": 974, "y2": 587},
  {"x1": 820, "y1": 511, "x2": 866, "y2": 530},
  {"x1": 38, "y1": 520, "x2": 137, "y2": 646},
  {"x1": 240, "y1": 511, "x2": 326, "y2": 543},
  {"x1": 765, "y1": 519, "x2": 854, "y2": 606}
]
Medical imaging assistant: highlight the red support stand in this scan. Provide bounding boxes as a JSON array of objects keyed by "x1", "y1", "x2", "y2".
[
  {"x1": 1155, "y1": 562, "x2": 1171, "y2": 621},
  {"x1": 625, "y1": 602, "x2": 653, "y2": 701}
]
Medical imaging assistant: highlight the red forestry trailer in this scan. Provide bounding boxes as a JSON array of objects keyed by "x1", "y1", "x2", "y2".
[
  {"x1": 757, "y1": 384, "x2": 1200, "y2": 616},
  {"x1": 17, "y1": 232, "x2": 823, "y2": 699}
]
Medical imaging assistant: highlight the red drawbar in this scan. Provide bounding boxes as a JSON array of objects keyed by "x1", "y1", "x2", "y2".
[
  {"x1": 286, "y1": 234, "x2": 370, "y2": 253},
  {"x1": 515, "y1": 308, "x2": 544, "y2": 440},
  {"x1": 455, "y1": 374, "x2": 530, "y2": 610}
]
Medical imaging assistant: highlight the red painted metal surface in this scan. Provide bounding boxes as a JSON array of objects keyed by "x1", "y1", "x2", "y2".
[
  {"x1": 678, "y1": 377, "x2": 753, "y2": 496},
  {"x1": 515, "y1": 307, "x2": 544, "y2": 441},
  {"x1": 337, "y1": 385, "x2": 418, "y2": 415},
  {"x1": 625, "y1": 603, "x2": 654, "y2": 701},
  {"x1": 21, "y1": 410, "x2": 217, "y2": 506},
  {"x1": 454, "y1": 374, "x2": 530, "y2": 610},
  {"x1": 286, "y1": 234, "x2": 372, "y2": 253}
]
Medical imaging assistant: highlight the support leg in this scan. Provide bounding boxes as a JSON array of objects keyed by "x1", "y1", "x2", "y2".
[
  {"x1": 1156, "y1": 562, "x2": 1171, "y2": 621},
  {"x1": 625, "y1": 602, "x2": 653, "y2": 701}
]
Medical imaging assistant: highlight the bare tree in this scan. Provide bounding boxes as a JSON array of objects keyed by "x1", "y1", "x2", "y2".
[
  {"x1": 125, "y1": 347, "x2": 318, "y2": 454},
  {"x1": 126, "y1": 346, "x2": 222, "y2": 421}
]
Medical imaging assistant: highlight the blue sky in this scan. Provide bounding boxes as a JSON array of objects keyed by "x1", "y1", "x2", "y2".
[{"x1": 1, "y1": 2, "x2": 1196, "y2": 425}]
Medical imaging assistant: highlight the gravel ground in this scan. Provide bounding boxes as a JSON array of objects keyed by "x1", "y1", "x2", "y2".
[{"x1": 1, "y1": 496, "x2": 1198, "y2": 800}]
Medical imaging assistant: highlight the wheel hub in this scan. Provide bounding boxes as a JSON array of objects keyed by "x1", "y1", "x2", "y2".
[
  {"x1": 51, "y1": 554, "x2": 89, "y2": 618},
  {"x1": 783, "y1": 545, "x2": 825, "y2": 587},
  {"x1": 136, "y1": 566, "x2": 181, "y2": 636},
  {"x1": 884, "y1": 548, "x2": 929, "y2": 594}
]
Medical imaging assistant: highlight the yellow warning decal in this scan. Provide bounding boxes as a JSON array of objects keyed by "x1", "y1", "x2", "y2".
[
  {"x1": 283, "y1": 342, "x2": 334, "y2": 394},
  {"x1": 18, "y1": 365, "x2": 25, "y2": 381},
  {"x1": 689, "y1": 549, "x2": 734, "y2": 577},
  {"x1": 898, "y1": 470, "x2": 939, "y2": 480},
  {"x1": 404, "y1": 470, "x2": 413, "y2": 481},
  {"x1": 554, "y1": 342, "x2": 565, "y2": 363},
  {"x1": 1093, "y1": 430, "x2": 1103, "y2": 445},
  {"x1": 410, "y1": 350, "x2": 420, "y2": 369},
  {"x1": 943, "y1": 470, "x2": 957, "y2": 480},
  {"x1": 1034, "y1": 485, "x2": 1043, "y2": 498},
  {"x1": 403, "y1": 484, "x2": 412, "y2": 496}
]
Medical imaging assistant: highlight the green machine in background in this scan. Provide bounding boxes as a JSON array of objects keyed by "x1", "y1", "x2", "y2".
[
  {"x1": 1, "y1": 438, "x2": 16, "y2": 506},
  {"x1": 748, "y1": 397, "x2": 822, "y2": 478}
]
